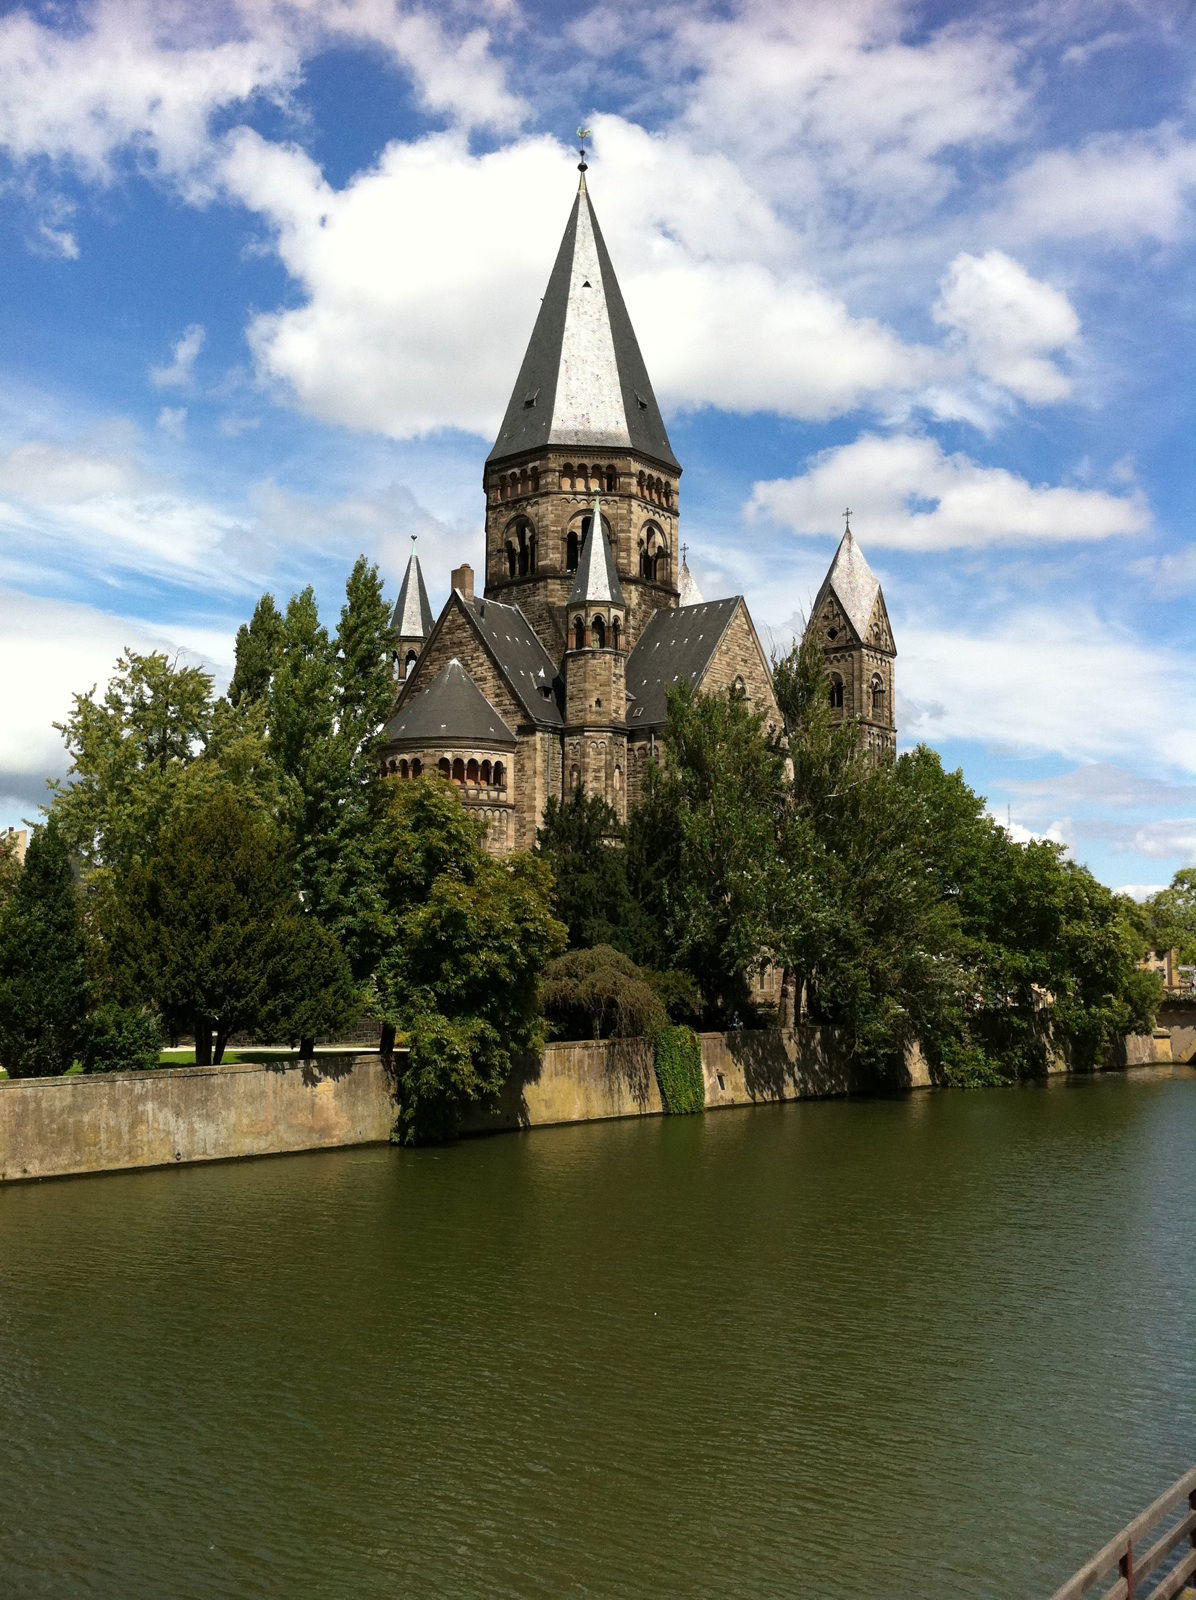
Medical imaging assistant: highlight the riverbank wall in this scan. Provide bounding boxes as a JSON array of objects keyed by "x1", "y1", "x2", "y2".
[
  {"x1": 0, "y1": 1021, "x2": 1180, "y2": 1184},
  {"x1": 0, "y1": 1026, "x2": 866, "y2": 1183}
]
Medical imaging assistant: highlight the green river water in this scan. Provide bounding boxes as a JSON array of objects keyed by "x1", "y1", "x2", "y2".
[{"x1": 2, "y1": 1067, "x2": 1194, "y2": 1599}]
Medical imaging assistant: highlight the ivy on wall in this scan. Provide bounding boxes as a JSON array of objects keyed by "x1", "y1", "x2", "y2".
[{"x1": 652, "y1": 1024, "x2": 705, "y2": 1115}]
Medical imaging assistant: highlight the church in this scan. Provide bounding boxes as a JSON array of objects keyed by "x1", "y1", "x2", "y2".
[{"x1": 379, "y1": 164, "x2": 896, "y2": 853}]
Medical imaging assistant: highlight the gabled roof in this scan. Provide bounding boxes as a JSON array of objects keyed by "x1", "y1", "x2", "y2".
[
  {"x1": 568, "y1": 496, "x2": 624, "y2": 607},
  {"x1": 463, "y1": 595, "x2": 564, "y2": 727},
  {"x1": 488, "y1": 176, "x2": 679, "y2": 471},
  {"x1": 391, "y1": 544, "x2": 433, "y2": 639},
  {"x1": 812, "y1": 527, "x2": 881, "y2": 640},
  {"x1": 383, "y1": 659, "x2": 516, "y2": 746},
  {"x1": 625, "y1": 597, "x2": 740, "y2": 728}
]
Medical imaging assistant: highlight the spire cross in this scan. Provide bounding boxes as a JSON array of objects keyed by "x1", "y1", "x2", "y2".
[
  {"x1": 842, "y1": 506, "x2": 852, "y2": 532},
  {"x1": 681, "y1": 541, "x2": 689, "y2": 565}
]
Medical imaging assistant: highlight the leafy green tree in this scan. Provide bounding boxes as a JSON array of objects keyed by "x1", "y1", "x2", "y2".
[
  {"x1": 627, "y1": 681, "x2": 784, "y2": 1025},
  {"x1": 228, "y1": 593, "x2": 285, "y2": 708},
  {"x1": 536, "y1": 792, "x2": 649, "y2": 955},
  {"x1": 1142, "y1": 869, "x2": 1196, "y2": 964},
  {"x1": 374, "y1": 779, "x2": 565, "y2": 1142},
  {"x1": 0, "y1": 817, "x2": 88, "y2": 1077},
  {"x1": 103, "y1": 784, "x2": 357, "y2": 1064},
  {"x1": 81, "y1": 1004, "x2": 162, "y2": 1074},
  {"x1": 541, "y1": 946, "x2": 668, "y2": 1040}
]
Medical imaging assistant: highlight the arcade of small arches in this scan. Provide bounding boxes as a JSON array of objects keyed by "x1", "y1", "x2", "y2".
[
  {"x1": 561, "y1": 463, "x2": 618, "y2": 494},
  {"x1": 384, "y1": 754, "x2": 509, "y2": 790},
  {"x1": 827, "y1": 670, "x2": 888, "y2": 719},
  {"x1": 570, "y1": 611, "x2": 622, "y2": 651},
  {"x1": 636, "y1": 470, "x2": 673, "y2": 510},
  {"x1": 638, "y1": 523, "x2": 668, "y2": 581},
  {"x1": 494, "y1": 466, "x2": 541, "y2": 501}
]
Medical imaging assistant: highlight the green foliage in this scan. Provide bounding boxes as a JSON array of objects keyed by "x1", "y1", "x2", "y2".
[
  {"x1": 375, "y1": 779, "x2": 566, "y2": 1143},
  {"x1": 536, "y1": 792, "x2": 649, "y2": 956},
  {"x1": 641, "y1": 966, "x2": 704, "y2": 1027},
  {"x1": 82, "y1": 1004, "x2": 163, "y2": 1074},
  {"x1": 1142, "y1": 869, "x2": 1196, "y2": 965},
  {"x1": 0, "y1": 817, "x2": 88, "y2": 1077},
  {"x1": 103, "y1": 783, "x2": 357, "y2": 1064},
  {"x1": 653, "y1": 1025, "x2": 704, "y2": 1115},
  {"x1": 627, "y1": 680, "x2": 784, "y2": 1025},
  {"x1": 541, "y1": 946, "x2": 668, "y2": 1040}
]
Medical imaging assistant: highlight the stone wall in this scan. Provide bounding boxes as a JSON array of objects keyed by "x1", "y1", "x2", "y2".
[{"x1": 0, "y1": 1055, "x2": 396, "y2": 1183}]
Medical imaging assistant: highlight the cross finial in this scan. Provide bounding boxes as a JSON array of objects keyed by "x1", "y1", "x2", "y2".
[
  {"x1": 577, "y1": 125, "x2": 591, "y2": 174},
  {"x1": 842, "y1": 506, "x2": 852, "y2": 533},
  {"x1": 681, "y1": 541, "x2": 689, "y2": 565}
]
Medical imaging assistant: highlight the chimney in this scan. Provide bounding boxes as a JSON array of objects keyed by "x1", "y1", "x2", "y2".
[{"x1": 451, "y1": 563, "x2": 474, "y2": 601}]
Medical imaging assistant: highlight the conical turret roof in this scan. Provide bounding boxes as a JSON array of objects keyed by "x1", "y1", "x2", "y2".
[
  {"x1": 813, "y1": 526, "x2": 881, "y2": 638},
  {"x1": 391, "y1": 541, "x2": 433, "y2": 639},
  {"x1": 488, "y1": 176, "x2": 679, "y2": 471},
  {"x1": 568, "y1": 495, "x2": 624, "y2": 607}
]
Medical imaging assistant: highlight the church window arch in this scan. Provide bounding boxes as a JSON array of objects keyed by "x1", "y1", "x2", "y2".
[
  {"x1": 871, "y1": 674, "x2": 886, "y2": 718},
  {"x1": 569, "y1": 764, "x2": 580, "y2": 791},
  {"x1": 566, "y1": 528, "x2": 580, "y2": 572},
  {"x1": 404, "y1": 649, "x2": 418, "y2": 677},
  {"x1": 614, "y1": 764, "x2": 623, "y2": 793},
  {"x1": 438, "y1": 757, "x2": 451, "y2": 778},
  {"x1": 828, "y1": 673, "x2": 845, "y2": 710},
  {"x1": 605, "y1": 466, "x2": 618, "y2": 493},
  {"x1": 641, "y1": 523, "x2": 667, "y2": 582},
  {"x1": 519, "y1": 468, "x2": 529, "y2": 496},
  {"x1": 399, "y1": 759, "x2": 409, "y2": 779},
  {"x1": 611, "y1": 617, "x2": 621, "y2": 651},
  {"x1": 411, "y1": 758, "x2": 422, "y2": 777},
  {"x1": 732, "y1": 675, "x2": 746, "y2": 699},
  {"x1": 493, "y1": 760, "x2": 506, "y2": 788},
  {"x1": 505, "y1": 516, "x2": 537, "y2": 576},
  {"x1": 562, "y1": 463, "x2": 574, "y2": 491},
  {"x1": 480, "y1": 760, "x2": 492, "y2": 785},
  {"x1": 530, "y1": 466, "x2": 539, "y2": 493},
  {"x1": 591, "y1": 614, "x2": 606, "y2": 649},
  {"x1": 637, "y1": 470, "x2": 646, "y2": 497},
  {"x1": 505, "y1": 541, "x2": 517, "y2": 577},
  {"x1": 451, "y1": 758, "x2": 466, "y2": 783},
  {"x1": 466, "y1": 758, "x2": 480, "y2": 784},
  {"x1": 573, "y1": 616, "x2": 586, "y2": 651}
]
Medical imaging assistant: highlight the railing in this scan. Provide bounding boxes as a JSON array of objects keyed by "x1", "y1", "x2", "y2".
[{"x1": 1049, "y1": 1469, "x2": 1196, "y2": 1600}]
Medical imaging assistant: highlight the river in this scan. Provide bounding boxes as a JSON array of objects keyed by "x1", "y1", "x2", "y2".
[{"x1": 2, "y1": 1067, "x2": 1194, "y2": 1598}]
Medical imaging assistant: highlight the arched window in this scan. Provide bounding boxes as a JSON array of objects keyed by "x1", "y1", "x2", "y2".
[
  {"x1": 566, "y1": 529, "x2": 579, "y2": 571},
  {"x1": 452, "y1": 758, "x2": 465, "y2": 783},
  {"x1": 569, "y1": 764, "x2": 580, "y2": 791},
  {"x1": 480, "y1": 759, "x2": 492, "y2": 784},
  {"x1": 829, "y1": 673, "x2": 845, "y2": 710},
  {"x1": 611, "y1": 617, "x2": 621, "y2": 651},
  {"x1": 438, "y1": 757, "x2": 451, "y2": 778},
  {"x1": 411, "y1": 759, "x2": 422, "y2": 777},
  {"x1": 637, "y1": 470, "x2": 645, "y2": 496},
  {"x1": 506, "y1": 542, "x2": 516, "y2": 577},
  {"x1": 732, "y1": 675, "x2": 746, "y2": 699},
  {"x1": 573, "y1": 616, "x2": 585, "y2": 651},
  {"x1": 605, "y1": 467, "x2": 617, "y2": 493},
  {"x1": 578, "y1": 464, "x2": 589, "y2": 490},
  {"x1": 871, "y1": 675, "x2": 885, "y2": 717},
  {"x1": 519, "y1": 468, "x2": 529, "y2": 495},
  {"x1": 404, "y1": 649, "x2": 417, "y2": 677},
  {"x1": 642, "y1": 524, "x2": 667, "y2": 582},
  {"x1": 591, "y1": 614, "x2": 606, "y2": 649},
  {"x1": 614, "y1": 764, "x2": 623, "y2": 792},
  {"x1": 530, "y1": 466, "x2": 539, "y2": 493},
  {"x1": 399, "y1": 759, "x2": 409, "y2": 779},
  {"x1": 493, "y1": 760, "x2": 506, "y2": 788},
  {"x1": 562, "y1": 464, "x2": 574, "y2": 491},
  {"x1": 466, "y1": 758, "x2": 480, "y2": 784}
]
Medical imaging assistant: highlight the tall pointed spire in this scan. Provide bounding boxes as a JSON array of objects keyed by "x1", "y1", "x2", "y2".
[
  {"x1": 488, "y1": 177, "x2": 679, "y2": 469},
  {"x1": 568, "y1": 494, "x2": 624, "y2": 606},
  {"x1": 814, "y1": 522, "x2": 881, "y2": 639},
  {"x1": 391, "y1": 536, "x2": 434, "y2": 639}
]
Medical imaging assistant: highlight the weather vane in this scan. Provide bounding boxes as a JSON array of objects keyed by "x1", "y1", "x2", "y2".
[{"x1": 577, "y1": 126, "x2": 591, "y2": 173}]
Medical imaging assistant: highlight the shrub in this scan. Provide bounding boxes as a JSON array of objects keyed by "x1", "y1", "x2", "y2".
[
  {"x1": 653, "y1": 1024, "x2": 705, "y2": 1114},
  {"x1": 82, "y1": 1003, "x2": 163, "y2": 1073},
  {"x1": 541, "y1": 945, "x2": 667, "y2": 1040}
]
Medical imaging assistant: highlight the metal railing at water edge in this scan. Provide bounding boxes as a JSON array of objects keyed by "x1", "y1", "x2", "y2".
[{"x1": 1048, "y1": 1467, "x2": 1196, "y2": 1600}]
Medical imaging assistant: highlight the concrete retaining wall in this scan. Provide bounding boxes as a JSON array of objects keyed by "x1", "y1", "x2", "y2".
[{"x1": 0, "y1": 1054, "x2": 396, "y2": 1183}]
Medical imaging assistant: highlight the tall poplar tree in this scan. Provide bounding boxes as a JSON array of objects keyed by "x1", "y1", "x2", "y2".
[{"x1": 0, "y1": 817, "x2": 89, "y2": 1077}]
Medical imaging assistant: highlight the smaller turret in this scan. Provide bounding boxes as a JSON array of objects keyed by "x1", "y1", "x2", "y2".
[
  {"x1": 564, "y1": 495, "x2": 629, "y2": 814},
  {"x1": 807, "y1": 514, "x2": 896, "y2": 758},
  {"x1": 391, "y1": 537, "x2": 434, "y2": 682}
]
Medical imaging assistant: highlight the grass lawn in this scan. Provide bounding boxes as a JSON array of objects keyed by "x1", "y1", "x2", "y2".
[{"x1": 158, "y1": 1047, "x2": 304, "y2": 1066}]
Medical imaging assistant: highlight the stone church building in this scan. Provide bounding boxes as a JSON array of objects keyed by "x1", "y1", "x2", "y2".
[{"x1": 380, "y1": 169, "x2": 896, "y2": 852}]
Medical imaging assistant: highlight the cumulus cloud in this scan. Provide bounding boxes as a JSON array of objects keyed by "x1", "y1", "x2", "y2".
[
  {"x1": 1119, "y1": 819, "x2": 1196, "y2": 861},
  {"x1": 898, "y1": 610, "x2": 1196, "y2": 776},
  {"x1": 1001, "y1": 764, "x2": 1196, "y2": 811},
  {"x1": 748, "y1": 433, "x2": 1150, "y2": 550},
  {"x1": 932, "y1": 251, "x2": 1079, "y2": 404},
  {"x1": 151, "y1": 324, "x2": 205, "y2": 389},
  {"x1": 1000, "y1": 124, "x2": 1196, "y2": 247}
]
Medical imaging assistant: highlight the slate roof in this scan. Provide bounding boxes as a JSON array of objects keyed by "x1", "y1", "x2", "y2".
[
  {"x1": 813, "y1": 528, "x2": 880, "y2": 639},
  {"x1": 568, "y1": 496, "x2": 624, "y2": 607},
  {"x1": 625, "y1": 597, "x2": 740, "y2": 728},
  {"x1": 463, "y1": 595, "x2": 564, "y2": 727},
  {"x1": 488, "y1": 176, "x2": 679, "y2": 471},
  {"x1": 391, "y1": 545, "x2": 433, "y2": 639},
  {"x1": 383, "y1": 659, "x2": 515, "y2": 746}
]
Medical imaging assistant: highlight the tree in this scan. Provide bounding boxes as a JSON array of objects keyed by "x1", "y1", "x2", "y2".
[
  {"x1": 1143, "y1": 869, "x2": 1196, "y2": 965},
  {"x1": 541, "y1": 946, "x2": 668, "y2": 1040},
  {"x1": 626, "y1": 681, "x2": 784, "y2": 1026},
  {"x1": 373, "y1": 779, "x2": 566, "y2": 1142},
  {"x1": 535, "y1": 792, "x2": 649, "y2": 956},
  {"x1": 0, "y1": 817, "x2": 88, "y2": 1077},
  {"x1": 103, "y1": 783, "x2": 357, "y2": 1064}
]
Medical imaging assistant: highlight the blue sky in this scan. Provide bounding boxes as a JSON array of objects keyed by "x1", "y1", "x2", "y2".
[{"x1": 1, "y1": 0, "x2": 1194, "y2": 894}]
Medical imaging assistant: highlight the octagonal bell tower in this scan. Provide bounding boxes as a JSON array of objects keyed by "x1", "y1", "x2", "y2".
[{"x1": 483, "y1": 163, "x2": 682, "y2": 656}]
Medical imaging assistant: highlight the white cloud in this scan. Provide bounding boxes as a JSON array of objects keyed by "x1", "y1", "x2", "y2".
[
  {"x1": 899, "y1": 610, "x2": 1196, "y2": 776},
  {"x1": 932, "y1": 251, "x2": 1079, "y2": 404},
  {"x1": 749, "y1": 433, "x2": 1150, "y2": 550},
  {"x1": 1001, "y1": 124, "x2": 1196, "y2": 247},
  {"x1": 1001, "y1": 764, "x2": 1196, "y2": 811},
  {"x1": 156, "y1": 407, "x2": 187, "y2": 440},
  {"x1": 1114, "y1": 884, "x2": 1168, "y2": 903},
  {"x1": 35, "y1": 222, "x2": 79, "y2": 258},
  {"x1": 151, "y1": 325, "x2": 205, "y2": 389},
  {"x1": 0, "y1": 588, "x2": 231, "y2": 816},
  {"x1": 1133, "y1": 544, "x2": 1196, "y2": 595},
  {"x1": 1120, "y1": 820, "x2": 1196, "y2": 862}
]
